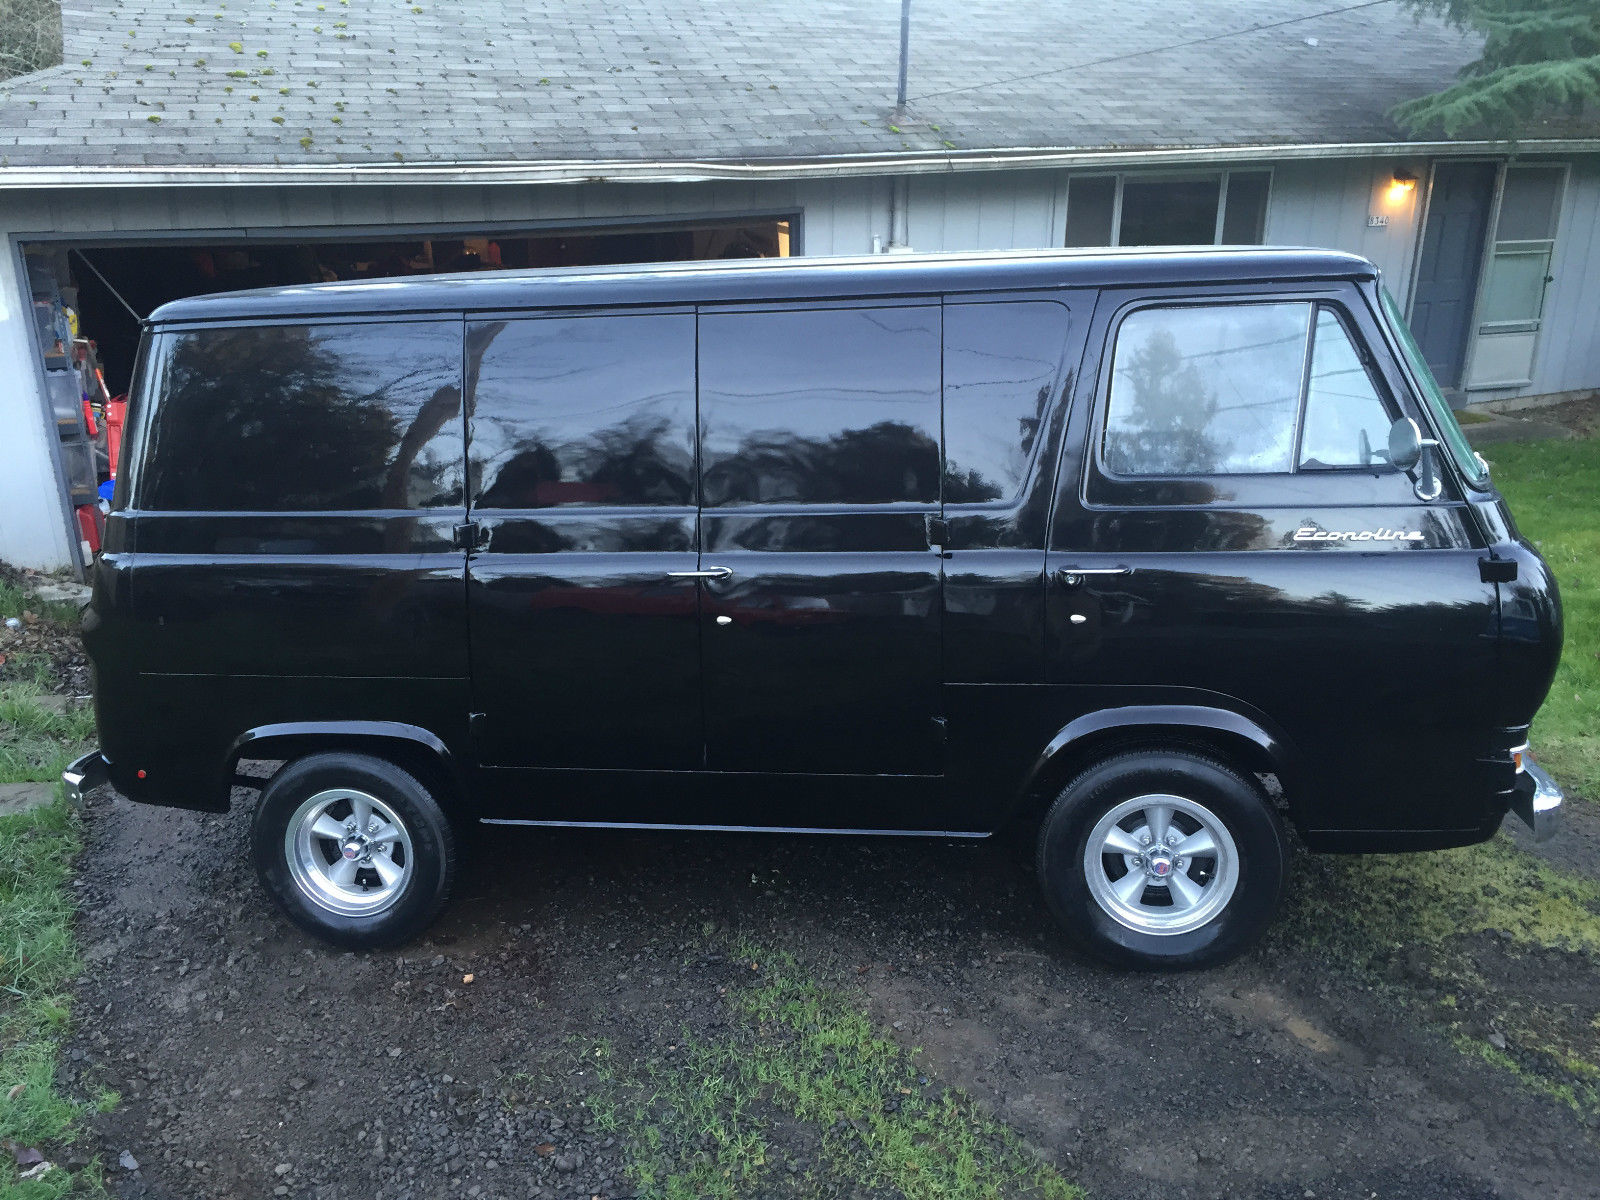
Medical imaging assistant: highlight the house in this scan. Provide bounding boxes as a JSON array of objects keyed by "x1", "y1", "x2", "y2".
[{"x1": 1, "y1": 0, "x2": 1597, "y2": 572}]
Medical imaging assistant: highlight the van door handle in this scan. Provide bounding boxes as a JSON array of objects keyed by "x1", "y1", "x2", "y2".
[
  {"x1": 667, "y1": 566, "x2": 734, "y2": 581},
  {"x1": 1056, "y1": 566, "x2": 1132, "y2": 587}
]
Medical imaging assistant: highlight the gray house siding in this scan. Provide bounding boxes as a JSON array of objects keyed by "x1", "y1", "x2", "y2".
[
  {"x1": 3, "y1": 153, "x2": 1598, "y2": 570},
  {"x1": 1521, "y1": 156, "x2": 1600, "y2": 400}
]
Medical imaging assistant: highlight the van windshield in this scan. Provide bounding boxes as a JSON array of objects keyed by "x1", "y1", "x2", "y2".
[{"x1": 1380, "y1": 287, "x2": 1490, "y2": 488}]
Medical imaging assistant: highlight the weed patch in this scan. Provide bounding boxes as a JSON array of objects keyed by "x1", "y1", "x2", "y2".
[
  {"x1": 1278, "y1": 836, "x2": 1600, "y2": 1120},
  {"x1": 0, "y1": 798, "x2": 104, "y2": 1195},
  {"x1": 595, "y1": 946, "x2": 1080, "y2": 1200},
  {"x1": 0, "y1": 686, "x2": 94, "y2": 788}
]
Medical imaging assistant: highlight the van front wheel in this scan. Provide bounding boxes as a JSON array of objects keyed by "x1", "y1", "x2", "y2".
[
  {"x1": 1036, "y1": 750, "x2": 1287, "y2": 970},
  {"x1": 251, "y1": 752, "x2": 455, "y2": 949}
]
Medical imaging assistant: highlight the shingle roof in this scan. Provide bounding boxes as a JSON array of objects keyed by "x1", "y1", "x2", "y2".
[{"x1": 0, "y1": 0, "x2": 1582, "y2": 171}]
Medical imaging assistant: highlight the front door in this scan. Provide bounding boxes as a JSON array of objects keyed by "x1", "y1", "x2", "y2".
[
  {"x1": 1410, "y1": 161, "x2": 1496, "y2": 390},
  {"x1": 464, "y1": 310, "x2": 704, "y2": 776},
  {"x1": 1047, "y1": 287, "x2": 1501, "y2": 837},
  {"x1": 695, "y1": 303, "x2": 945, "y2": 783}
]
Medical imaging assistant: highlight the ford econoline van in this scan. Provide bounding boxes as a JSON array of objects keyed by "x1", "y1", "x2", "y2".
[{"x1": 66, "y1": 248, "x2": 1564, "y2": 969}]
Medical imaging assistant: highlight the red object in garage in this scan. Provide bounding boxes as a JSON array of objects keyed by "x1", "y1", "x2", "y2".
[
  {"x1": 75, "y1": 503, "x2": 103, "y2": 553},
  {"x1": 106, "y1": 395, "x2": 127, "y2": 478}
]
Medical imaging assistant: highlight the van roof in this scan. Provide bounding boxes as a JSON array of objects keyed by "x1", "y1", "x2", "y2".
[{"x1": 147, "y1": 246, "x2": 1377, "y2": 324}]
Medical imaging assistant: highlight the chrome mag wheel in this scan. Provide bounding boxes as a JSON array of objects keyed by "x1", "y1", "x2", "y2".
[
  {"x1": 284, "y1": 787, "x2": 415, "y2": 918},
  {"x1": 1083, "y1": 793, "x2": 1240, "y2": 935}
]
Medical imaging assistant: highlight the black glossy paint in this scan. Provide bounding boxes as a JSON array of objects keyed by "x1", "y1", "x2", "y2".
[{"x1": 84, "y1": 249, "x2": 1562, "y2": 850}]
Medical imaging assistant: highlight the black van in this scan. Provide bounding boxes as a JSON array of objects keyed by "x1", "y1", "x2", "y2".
[{"x1": 65, "y1": 248, "x2": 1563, "y2": 969}]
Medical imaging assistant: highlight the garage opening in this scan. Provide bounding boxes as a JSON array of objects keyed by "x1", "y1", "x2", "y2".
[{"x1": 21, "y1": 213, "x2": 794, "y2": 564}]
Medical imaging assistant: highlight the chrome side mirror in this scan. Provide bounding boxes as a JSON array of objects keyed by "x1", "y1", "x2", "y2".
[{"x1": 1387, "y1": 417, "x2": 1442, "y2": 501}]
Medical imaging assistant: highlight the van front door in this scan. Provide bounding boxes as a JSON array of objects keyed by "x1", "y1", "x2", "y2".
[
  {"x1": 694, "y1": 304, "x2": 945, "y2": 797},
  {"x1": 464, "y1": 312, "x2": 704, "y2": 784},
  {"x1": 1047, "y1": 287, "x2": 1501, "y2": 838}
]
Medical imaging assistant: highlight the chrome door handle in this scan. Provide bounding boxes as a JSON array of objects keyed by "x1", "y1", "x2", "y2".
[
  {"x1": 1056, "y1": 566, "x2": 1132, "y2": 587},
  {"x1": 667, "y1": 566, "x2": 734, "y2": 581}
]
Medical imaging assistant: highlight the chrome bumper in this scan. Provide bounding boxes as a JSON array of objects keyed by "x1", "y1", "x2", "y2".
[
  {"x1": 62, "y1": 751, "x2": 109, "y2": 805},
  {"x1": 1511, "y1": 758, "x2": 1563, "y2": 842}
]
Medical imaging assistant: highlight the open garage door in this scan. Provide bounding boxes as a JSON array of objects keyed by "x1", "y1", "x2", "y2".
[{"x1": 20, "y1": 213, "x2": 793, "y2": 564}]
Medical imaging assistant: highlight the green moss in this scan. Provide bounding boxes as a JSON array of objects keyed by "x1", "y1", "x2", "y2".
[{"x1": 1285, "y1": 838, "x2": 1600, "y2": 955}]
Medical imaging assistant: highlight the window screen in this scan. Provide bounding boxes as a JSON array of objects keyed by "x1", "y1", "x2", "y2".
[
  {"x1": 698, "y1": 306, "x2": 941, "y2": 506},
  {"x1": 944, "y1": 301, "x2": 1069, "y2": 503},
  {"x1": 140, "y1": 321, "x2": 464, "y2": 512},
  {"x1": 1103, "y1": 303, "x2": 1310, "y2": 476},
  {"x1": 1221, "y1": 172, "x2": 1270, "y2": 243},
  {"x1": 467, "y1": 314, "x2": 696, "y2": 508},
  {"x1": 1299, "y1": 310, "x2": 1394, "y2": 469}
]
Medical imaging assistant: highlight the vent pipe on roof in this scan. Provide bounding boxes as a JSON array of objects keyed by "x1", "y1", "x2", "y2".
[{"x1": 896, "y1": 0, "x2": 912, "y2": 111}]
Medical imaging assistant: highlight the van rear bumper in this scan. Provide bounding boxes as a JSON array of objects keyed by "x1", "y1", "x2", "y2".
[
  {"x1": 62, "y1": 750, "x2": 110, "y2": 805},
  {"x1": 1511, "y1": 756, "x2": 1562, "y2": 842}
]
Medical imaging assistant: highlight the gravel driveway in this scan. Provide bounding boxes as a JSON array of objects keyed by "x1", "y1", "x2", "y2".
[{"x1": 64, "y1": 783, "x2": 1600, "y2": 1200}]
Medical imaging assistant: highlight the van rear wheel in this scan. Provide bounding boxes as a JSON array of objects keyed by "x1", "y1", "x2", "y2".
[
  {"x1": 1036, "y1": 750, "x2": 1287, "y2": 970},
  {"x1": 251, "y1": 752, "x2": 455, "y2": 949}
]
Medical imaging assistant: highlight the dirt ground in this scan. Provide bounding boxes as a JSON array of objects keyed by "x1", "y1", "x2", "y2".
[{"x1": 60, "y1": 782, "x2": 1600, "y2": 1200}]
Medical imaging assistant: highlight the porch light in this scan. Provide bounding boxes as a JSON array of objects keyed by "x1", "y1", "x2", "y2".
[{"x1": 1387, "y1": 169, "x2": 1419, "y2": 203}]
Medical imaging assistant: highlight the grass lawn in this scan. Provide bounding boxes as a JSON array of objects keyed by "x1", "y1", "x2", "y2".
[
  {"x1": 1483, "y1": 436, "x2": 1600, "y2": 799},
  {"x1": 0, "y1": 578, "x2": 105, "y2": 1197}
]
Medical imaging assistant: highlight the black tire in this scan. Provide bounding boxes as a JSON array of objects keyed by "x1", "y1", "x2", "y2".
[
  {"x1": 1036, "y1": 749, "x2": 1287, "y2": 970},
  {"x1": 250, "y1": 752, "x2": 456, "y2": 949}
]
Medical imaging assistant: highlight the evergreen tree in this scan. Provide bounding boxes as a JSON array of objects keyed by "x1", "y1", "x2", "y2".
[{"x1": 1391, "y1": 0, "x2": 1600, "y2": 136}]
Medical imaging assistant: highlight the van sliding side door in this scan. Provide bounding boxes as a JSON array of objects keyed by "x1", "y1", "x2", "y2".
[
  {"x1": 693, "y1": 301, "x2": 946, "y2": 810},
  {"x1": 463, "y1": 310, "x2": 705, "y2": 800}
]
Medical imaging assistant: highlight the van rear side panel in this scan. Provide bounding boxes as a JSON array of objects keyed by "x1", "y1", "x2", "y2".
[{"x1": 88, "y1": 319, "x2": 471, "y2": 809}]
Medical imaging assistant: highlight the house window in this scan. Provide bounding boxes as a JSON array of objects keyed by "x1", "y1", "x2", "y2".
[{"x1": 1065, "y1": 171, "x2": 1271, "y2": 248}]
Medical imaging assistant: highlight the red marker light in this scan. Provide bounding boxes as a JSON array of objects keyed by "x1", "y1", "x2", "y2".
[{"x1": 136, "y1": 769, "x2": 146, "y2": 779}]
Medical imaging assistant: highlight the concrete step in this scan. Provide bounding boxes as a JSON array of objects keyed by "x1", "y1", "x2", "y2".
[{"x1": 0, "y1": 781, "x2": 58, "y2": 817}]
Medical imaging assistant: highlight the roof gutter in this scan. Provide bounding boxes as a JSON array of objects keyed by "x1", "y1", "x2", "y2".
[{"x1": 2, "y1": 138, "x2": 1598, "y2": 189}]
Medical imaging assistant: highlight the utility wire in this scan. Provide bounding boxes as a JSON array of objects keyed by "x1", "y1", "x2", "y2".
[{"x1": 909, "y1": 0, "x2": 1399, "y2": 103}]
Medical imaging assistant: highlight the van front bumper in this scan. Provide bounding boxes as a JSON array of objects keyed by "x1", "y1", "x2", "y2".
[
  {"x1": 1511, "y1": 757, "x2": 1563, "y2": 842},
  {"x1": 62, "y1": 750, "x2": 109, "y2": 805}
]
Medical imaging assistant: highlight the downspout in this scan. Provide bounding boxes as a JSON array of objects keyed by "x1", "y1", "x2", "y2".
[{"x1": 886, "y1": 176, "x2": 912, "y2": 253}]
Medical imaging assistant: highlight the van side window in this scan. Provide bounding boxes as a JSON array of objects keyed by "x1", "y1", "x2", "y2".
[
  {"x1": 1298, "y1": 309, "x2": 1396, "y2": 469},
  {"x1": 943, "y1": 301, "x2": 1069, "y2": 504},
  {"x1": 1103, "y1": 302, "x2": 1309, "y2": 476},
  {"x1": 140, "y1": 322, "x2": 463, "y2": 512},
  {"x1": 467, "y1": 314, "x2": 696, "y2": 508},
  {"x1": 699, "y1": 306, "x2": 941, "y2": 506}
]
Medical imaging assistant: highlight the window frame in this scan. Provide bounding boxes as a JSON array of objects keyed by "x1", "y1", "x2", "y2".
[
  {"x1": 940, "y1": 294, "x2": 1075, "y2": 512},
  {"x1": 694, "y1": 298, "x2": 945, "y2": 512},
  {"x1": 1064, "y1": 168, "x2": 1274, "y2": 248},
  {"x1": 1082, "y1": 287, "x2": 1423, "y2": 512},
  {"x1": 464, "y1": 305, "x2": 700, "y2": 512},
  {"x1": 1295, "y1": 304, "x2": 1402, "y2": 472},
  {"x1": 131, "y1": 313, "x2": 467, "y2": 516}
]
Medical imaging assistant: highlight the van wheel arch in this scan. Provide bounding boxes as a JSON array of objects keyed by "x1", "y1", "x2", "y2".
[
  {"x1": 1015, "y1": 715, "x2": 1302, "y2": 834},
  {"x1": 221, "y1": 722, "x2": 469, "y2": 824}
]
